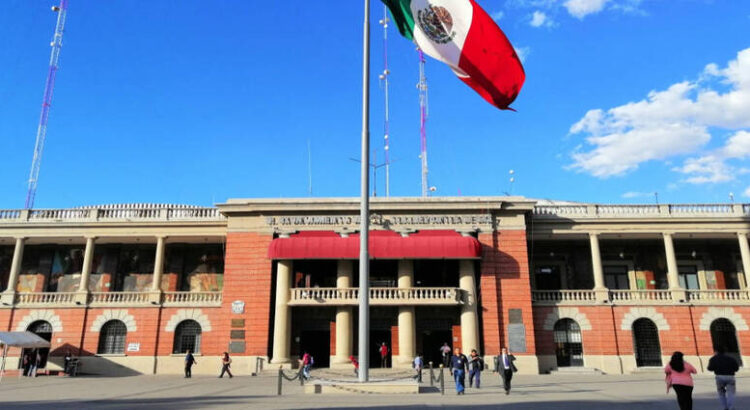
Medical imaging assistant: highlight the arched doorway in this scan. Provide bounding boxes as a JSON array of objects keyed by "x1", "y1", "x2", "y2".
[
  {"x1": 632, "y1": 318, "x2": 662, "y2": 367},
  {"x1": 21, "y1": 320, "x2": 53, "y2": 371},
  {"x1": 554, "y1": 319, "x2": 584, "y2": 367},
  {"x1": 711, "y1": 318, "x2": 742, "y2": 365}
]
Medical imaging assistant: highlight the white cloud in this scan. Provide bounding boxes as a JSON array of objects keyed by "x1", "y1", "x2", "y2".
[
  {"x1": 564, "y1": 0, "x2": 609, "y2": 19},
  {"x1": 744, "y1": 186, "x2": 750, "y2": 198},
  {"x1": 530, "y1": 10, "x2": 552, "y2": 27},
  {"x1": 621, "y1": 191, "x2": 654, "y2": 199},
  {"x1": 569, "y1": 48, "x2": 750, "y2": 180},
  {"x1": 514, "y1": 46, "x2": 531, "y2": 63},
  {"x1": 491, "y1": 10, "x2": 505, "y2": 21}
]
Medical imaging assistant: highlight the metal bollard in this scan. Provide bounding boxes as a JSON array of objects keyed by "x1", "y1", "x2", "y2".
[
  {"x1": 429, "y1": 361, "x2": 434, "y2": 387},
  {"x1": 299, "y1": 366, "x2": 305, "y2": 386},
  {"x1": 439, "y1": 365, "x2": 445, "y2": 396},
  {"x1": 277, "y1": 367, "x2": 283, "y2": 396}
]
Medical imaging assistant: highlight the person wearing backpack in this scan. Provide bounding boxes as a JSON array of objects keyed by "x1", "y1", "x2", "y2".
[
  {"x1": 468, "y1": 349, "x2": 484, "y2": 388},
  {"x1": 219, "y1": 352, "x2": 233, "y2": 378},
  {"x1": 301, "y1": 351, "x2": 313, "y2": 380}
]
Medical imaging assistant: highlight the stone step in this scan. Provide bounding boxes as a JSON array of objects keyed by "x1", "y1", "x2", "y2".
[
  {"x1": 549, "y1": 367, "x2": 603, "y2": 375},
  {"x1": 630, "y1": 366, "x2": 664, "y2": 374}
]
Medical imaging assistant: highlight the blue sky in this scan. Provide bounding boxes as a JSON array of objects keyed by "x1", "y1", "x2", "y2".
[{"x1": 0, "y1": 0, "x2": 748, "y2": 209}]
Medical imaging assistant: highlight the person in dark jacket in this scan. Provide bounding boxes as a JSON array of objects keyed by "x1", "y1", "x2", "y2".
[
  {"x1": 468, "y1": 349, "x2": 484, "y2": 388},
  {"x1": 219, "y1": 352, "x2": 233, "y2": 378},
  {"x1": 184, "y1": 349, "x2": 197, "y2": 378},
  {"x1": 494, "y1": 347, "x2": 517, "y2": 395},
  {"x1": 450, "y1": 347, "x2": 469, "y2": 395},
  {"x1": 707, "y1": 346, "x2": 740, "y2": 410}
]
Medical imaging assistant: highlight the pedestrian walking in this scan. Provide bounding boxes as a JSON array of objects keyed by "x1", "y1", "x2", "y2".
[
  {"x1": 494, "y1": 347, "x2": 517, "y2": 395},
  {"x1": 219, "y1": 352, "x2": 233, "y2": 378},
  {"x1": 184, "y1": 349, "x2": 196, "y2": 378},
  {"x1": 450, "y1": 347, "x2": 469, "y2": 395},
  {"x1": 350, "y1": 355, "x2": 359, "y2": 377},
  {"x1": 440, "y1": 342, "x2": 452, "y2": 368},
  {"x1": 64, "y1": 350, "x2": 72, "y2": 376},
  {"x1": 413, "y1": 354, "x2": 423, "y2": 383},
  {"x1": 301, "y1": 351, "x2": 313, "y2": 380},
  {"x1": 28, "y1": 350, "x2": 40, "y2": 377},
  {"x1": 707, "y1": 345, "x2": 740, "y2": 410},
  {"x1": 379, "y1": 342, "x2": 389, "y2": 368},
  {"x1": 665, "y1": 351, "x2": 697, "y2": 410},
  {"x1": 468, "y1": 349, "x2": 484, "y2": 388},
  {"x1": 22, "y1": 351, "x2": 31, "y2": 377}
]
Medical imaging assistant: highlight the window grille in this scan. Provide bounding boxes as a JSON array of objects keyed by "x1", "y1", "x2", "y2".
[
  {"x1": 173, "y1": 320, "x2": 202, "y2": 354},
  {"x1": 554, "y1": 319, "x2": 584, "y2": 367},
  {"x1": 28, "y1": 320, "x2": 53, "y2": 334},
  {"x1": 711, "y1": 318, "x2": 742, "y2": 365},
  {"x1": 97, "y1": 320, "x2": 127, "y2": 354},
  {"x1": 632, "y1": 318, "x2": 662, "y2": 367}
]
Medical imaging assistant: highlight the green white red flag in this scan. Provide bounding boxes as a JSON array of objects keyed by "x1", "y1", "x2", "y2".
[{"x1": 382, "y1": 0, "x2": 525, "y2": 110}]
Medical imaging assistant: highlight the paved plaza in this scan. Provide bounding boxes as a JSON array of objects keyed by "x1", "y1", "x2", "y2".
[{"x1": 0, "y1": 370, "x2": 747, "y2": 409}]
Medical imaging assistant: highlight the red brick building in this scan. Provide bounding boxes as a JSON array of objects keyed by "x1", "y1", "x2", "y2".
[{"x1": 0, "y1": 198, "x2": 748, "y2": 375}]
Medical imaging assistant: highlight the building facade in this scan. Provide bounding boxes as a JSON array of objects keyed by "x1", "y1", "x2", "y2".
[{"x1": 0, "y1": 197, "x2": 748, "y2": 376}]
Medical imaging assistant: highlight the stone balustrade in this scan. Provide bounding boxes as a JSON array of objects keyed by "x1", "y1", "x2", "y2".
[
  {"x1": 533, "y1": 289, "x2": 750, "y2": 305},
  {"x1": 288, "y1": 287, "x2": 464, "y2": 306},
  {"x1": 3, "y1": 291, "x2": 222, "y2": 308},
  {"x1": 531, "y1": 290, "x2": 597, "y2": 304},
  {"x1": 15, "y1": 292, "x2": 77, "y2": 307},
  {"x1": 163, "y1": 291, "x2": 222, "y2": 306},
  {"x1": 0, "y1": 204, "x2": 224, "y2": 223},
  {"x1": 533, "y1": 203, "x2": 749, "y2": 218}
]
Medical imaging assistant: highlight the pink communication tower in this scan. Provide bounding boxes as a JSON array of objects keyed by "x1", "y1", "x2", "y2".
[{"x1": 25, "y1": 0, "x2": 69, "y2": 209}]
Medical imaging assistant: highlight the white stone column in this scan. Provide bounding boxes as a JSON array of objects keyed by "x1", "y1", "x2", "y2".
[
  {"x1": 333, "y1": 260, "x2": 354, "y2": 366},
  {"x1": 663, "y1": 233, "x2": 686, "y2": 301},
  {"x1": 396, "y1": 260, "x2": 416, "y2": 367},
  {"x1": 78, "y1": 237, "x2": 96, "y2": 292},
  {"x1": 271, "y1": 260, "x2": 293, "y2": 364},
  {"x1": 589, "y1": 233, "x2": 609, "y2": 302},
  {"x1": 459, "y1": 260, "x2": 479, "y2": 355},
  {"x1": 737, "y1": 232, "x2": 750, "y2": 289},
  {"x1": 1, "y1": 237, "x2": 25, "y2": 304},
  {"x1": 151, "y1": 236, "x2": 166, "y2": 291}
]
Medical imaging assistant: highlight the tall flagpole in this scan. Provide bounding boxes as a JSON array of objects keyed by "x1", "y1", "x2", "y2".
[{"x1": 358, "y1": 0, "x2": 371, "y2": 383}]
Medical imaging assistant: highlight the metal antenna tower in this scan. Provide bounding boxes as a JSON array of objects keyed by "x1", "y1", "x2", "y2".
[
  {"x1": 24, "y1": 0, "x2": 68, "y2": 209},
  {"x1": 417, "y1": 49, "x2": 429, "y2": 197},
  {"x1": 378, "y1": 6, "x2": 391, "y2": 197}
]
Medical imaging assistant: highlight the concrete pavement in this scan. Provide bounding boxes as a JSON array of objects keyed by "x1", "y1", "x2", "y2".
[{"x1": 0, "y1": 370, "x2": 747, "y2": 409}]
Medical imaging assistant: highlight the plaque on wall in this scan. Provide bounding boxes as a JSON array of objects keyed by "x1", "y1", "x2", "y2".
[
  {"x1": 229, "y1": 341, "x2": 246, "y2": 354},
  {"x1": 508, "y1": 309, "x2": 523, "y2": 324},
  {"x1": 231, "y1": 319, "x2": 245, "y2": 328},
  {"x1": 508, "y1": 324, "x2": 527, "y2": 353},
  {"x1": 230, "y1": 330, "x2": 245, "y2": 340},
  {"x1": 231, "y1": 300, "x2": 245, "y2": 314}
]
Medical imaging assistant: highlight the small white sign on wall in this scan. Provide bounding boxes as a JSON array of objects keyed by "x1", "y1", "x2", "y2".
[
  {"x1": 127, "y1": 343, "x2": 140, "y2": 352},
  {"x1": 232, "y1": 300, "x2": 245, "y2": 314}
]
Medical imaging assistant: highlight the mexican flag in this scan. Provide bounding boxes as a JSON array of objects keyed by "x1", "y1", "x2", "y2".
[{"x1": 383, "y1": 0, "x2": 525, "y2": 110}]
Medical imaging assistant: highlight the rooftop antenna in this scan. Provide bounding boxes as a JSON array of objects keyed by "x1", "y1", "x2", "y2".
[
  {"x1": 729, "y1": 192, "x2": 735, "y2": 203},
  {"x1": 378, "y1": 6, "x2": 391, "y2": 197},
  {"x1": 503, "y1": 169, "x2": 515, "y2": 196},
  {"x1": 25, "y1": 0, "x2": 68, "y2": 209},
  {"x1": 417, "y1": 48, "x2": 429, "y2": 197},
  {"x1": 654, "y1": 192, "x2": 659, "y2": 205}
]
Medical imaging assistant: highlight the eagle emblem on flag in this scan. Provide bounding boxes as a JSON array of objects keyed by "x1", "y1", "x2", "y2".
[{"x1": 417, "y1": 6, "x2": 455, "y2": 44}]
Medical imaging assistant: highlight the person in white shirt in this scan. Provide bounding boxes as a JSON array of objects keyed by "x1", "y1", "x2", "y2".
[
  {"x1": 494, "y1": 347, "x2": 517, "y2": 395},
  {"x1": 413, "y1": 354, "x2": 424, "y2": 383}
]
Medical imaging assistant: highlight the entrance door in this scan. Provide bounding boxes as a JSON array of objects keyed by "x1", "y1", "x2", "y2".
[
  {"x1": 300, "y1": 330, "x2": 330, "y2": 368},
  {"x1": 554, "y1": 319, "x2": 584, "y2": 367},
  {"x1": 21, "y1": 320, "x2": 53, "y2": 370},
  {"x1": 420, "y1": 330, "x2": 452, "y2": 367},
  {"x1": 632, "y1": 318, "x2": 662, "y2": 367},
  {"x1": 711, "y1": 318, "x2": 742, "y2": 365},
  {"x1": 370, "y1": 330, "x2": 391, "y2": 368}
]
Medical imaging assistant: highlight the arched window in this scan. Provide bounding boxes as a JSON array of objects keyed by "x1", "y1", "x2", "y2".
[
  {"x1": 97, "y1": 320, "x2": 127, "y2": 354},
  {"x1": 173, "y1": 320, "x2": 202, "y2": 354},
  {"x1": 554, "y1": 319, "x2": 583, "y2": 367},
  {"x1": 711, "y1": 318, "x2": 742, "y2": 365},
  {"x1": 24, "y1": 321, "x2": 53, "y2": 369},
  {"x1": 632, "y1": 318, "x2": 662, "y2": 367}
]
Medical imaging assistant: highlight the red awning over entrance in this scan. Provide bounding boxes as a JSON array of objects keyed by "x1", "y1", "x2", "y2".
[{"x1": 267, "y1": 230, "x2": 481, "y2": 260}]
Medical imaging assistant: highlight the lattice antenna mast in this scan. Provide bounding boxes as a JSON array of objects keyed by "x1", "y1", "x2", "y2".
[
  {"x1": 417, "y1": 49, "x2": 429, "y2": 197},
  {"x1": 378, "y1": 6, "x2": 391, "y2": 197},
  {"x1": 25, "y1": 0, "x2": 68, "y2": 209}
]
